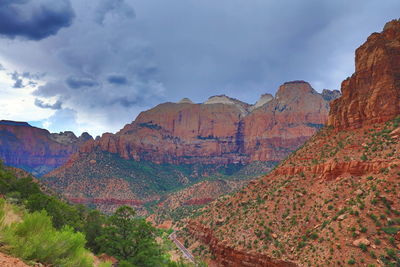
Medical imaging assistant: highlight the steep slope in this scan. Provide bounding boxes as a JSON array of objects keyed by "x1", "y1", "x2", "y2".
[
  {"x1": 180, "y1": 19, "x2": 400, "y2": 267},
  {"x1": 45, "y1": 84, "x2": 338, "y2": 213},
  {"x1": 0, "y1": 121, "x2": 92, "y2": 176}
]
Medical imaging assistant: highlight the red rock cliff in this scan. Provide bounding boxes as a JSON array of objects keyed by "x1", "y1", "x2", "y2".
[
  {"x1": 0, "y1": 120, "x2": 93, "y2": 176},
  {"x1": 328, "y1": 19, "x2": 400, "y2": 130},
  {"x1": 77, "y1": 82, "x2": 336, "y2": 166}
]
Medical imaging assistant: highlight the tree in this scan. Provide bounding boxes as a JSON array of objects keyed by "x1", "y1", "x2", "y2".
[
  {"x1": 97, "y1": 206, "x2": 165, "y2": 266},
  {"x1": 83, "y1": 210, "x2": 104, "y2": 253}
]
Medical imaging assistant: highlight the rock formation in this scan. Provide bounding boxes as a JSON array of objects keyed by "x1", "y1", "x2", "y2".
[
  {"x1": 44, "y1": 82, "x2": 338, "y2": 214},
  {"x1": 181, "y1": 19, "x2": 400, "y2": 267},
  {"x1": 0, "y1": 120, "x2": 93, "y2": 176},
  {"x1": 328, "y1": 19, "x2": 400, "y2": 130},
  {"x1": 321, "y1": 89, "x2": 341, "y2": 102},
  {"x1": 67, "y1": 82, "x2": 337, "y2": 167}
]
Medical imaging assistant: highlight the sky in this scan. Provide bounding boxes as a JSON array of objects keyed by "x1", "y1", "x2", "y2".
[{"x1": 0, "y1": 0, "x2": 399, "y2": 136}]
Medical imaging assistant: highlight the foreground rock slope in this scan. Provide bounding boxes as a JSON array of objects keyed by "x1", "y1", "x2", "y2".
[{"x1": 180, "y1": 19, "x2": 400, "y2": 267}]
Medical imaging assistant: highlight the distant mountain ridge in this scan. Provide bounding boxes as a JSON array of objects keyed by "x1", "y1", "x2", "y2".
[
  {"x1": 61, "y1": 82, "x2": 339, "y2": 166},
  {"x1": 44, "y1": 83, "x2": 339, "y2": 213},
  {"x1": 0, "y1": 121, "x2": 93, "y2": 176}
]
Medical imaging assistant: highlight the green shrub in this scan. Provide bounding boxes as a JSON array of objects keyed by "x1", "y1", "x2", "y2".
[
  {"x1": 0, "y1": 198, "x2": 4, "y2": 226},
  {"x1": 382, "y1": 226, "x2": 399, "y2": 235},
  {"x1": 348, "y1": 258, "x2": 356, "y2": 265},
  {"x1": 2, "y1": 210, "x2": 93, "y2": 267}
]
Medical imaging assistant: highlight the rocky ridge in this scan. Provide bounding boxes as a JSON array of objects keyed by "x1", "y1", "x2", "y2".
[
  {"x1": 45, "y1": 83, "x2": 339, "y2": 213},
  {"x1": 58, "y1": 81, "x2": 337, "y2": 167},
  {"x1": 0, "y1": 121, "x2": 93, "y2": 176},
  {"x1": 328, "y1": 19, "x2": 400, "y2": 130},
  {"x1": 180, "y1": 19, "x2": 400, "y2": 267}
]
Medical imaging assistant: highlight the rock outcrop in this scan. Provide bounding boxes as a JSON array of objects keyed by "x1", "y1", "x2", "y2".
[
  {"x1": 0, "y1": 120, "x2": 93, "y2": 176},
  {"x1": 243, "y1": 81, "x2": 330, "y2": 162},
  {"x1": 70, "y1": 82, "x2": 338, "y2": 167},
  {"x1": 328, "y1": 19, "x2": 400, "y2": 130},
  {"x1": 181, "y1": 19, "x2": 400, "y2": 267},
  {"x1": 321, "y1": 89, "x2": 341, "y2": 102}
]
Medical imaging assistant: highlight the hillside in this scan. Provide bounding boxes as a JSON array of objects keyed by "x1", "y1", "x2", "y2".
[
  {"x1": 43, "y1": 150, "x2": 275, "y2": 214},
  {"x1": 0, "y1": 121, "x2": 92, "y2": 176},
  {"x1": 44, "y1": 84, "x2": 338, "y2": 213},
  {"x1": 179, "y1": 19, "x2": 400, "y2": 267},
  {"x1": 0, "y1": 162, "x2": 199, "y2": 267}
]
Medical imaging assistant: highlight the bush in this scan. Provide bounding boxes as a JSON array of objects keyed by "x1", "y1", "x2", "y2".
[
  {"x1": 26, "y1": 193, "x2": 83, "y2": 230},
  {"x1": 0, "y1": 198, "x2": 4, "y2": 226},
  {"x1": 97, "y1": 206, "x2": 165, "y2": 267},
  {"x1": 2, "y1": 210, "x2": 93, "y2": 267}
]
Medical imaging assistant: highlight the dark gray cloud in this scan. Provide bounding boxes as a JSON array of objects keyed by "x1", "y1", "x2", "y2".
[
  {"x1": 107, "y1": 74, "x2": 128, "y2": 85},
  {"x1": 0, "y1": 0, "x2": 75, "y2": 40},
  {"x1": 66, "y1": 76, "x2": 99, "y2": 89},
  {"x1": 34, "y1": 98, "x2": 62, "y2": 110},
  {"x1": 11, "y1": 72, "x2": 24, "y2": 88},
  {"x1": 9, "y1": 71, "x2": 43, "y2": 88}
]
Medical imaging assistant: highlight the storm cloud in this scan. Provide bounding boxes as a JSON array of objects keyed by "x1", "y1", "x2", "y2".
[
  {"x1": 0, "y1": 0, "x2": 399, "y2": 136},
  {"x1": 11, "y1": 72, "x2": 23, "y2": 88},
  {"x1": 0, "y1": 0, "x2": 75, "y2": 40},
  {"x1": 66, "y1": 76, "x2": 99, "y2": 89},
  {"x1": 34, "y1": 99, "x2": 62, "y2": 110},
  {"x1": 107, "y1": 74, "x2": 128, "y2": 85}
]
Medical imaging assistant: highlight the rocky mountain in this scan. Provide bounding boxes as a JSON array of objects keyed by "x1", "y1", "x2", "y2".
[
  {"x1": 44, "y1": 82, "x2": 339, "y2": 213},
  {"x1": 73, "y1": 81, "x2": 333, "y2": 165},
  {"x1": 0, "y1": 120, "x2": 93, "y2": 176},
  {"x1": 180, "y1": 20, "x2": 400, "y2": 267}
]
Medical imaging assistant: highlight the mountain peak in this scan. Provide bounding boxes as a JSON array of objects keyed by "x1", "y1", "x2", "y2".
[
  {"x1": 250, "y1": 93, "x2": 274, "y2": 110},
  {"x1": 178, "y1": 98, "x2": 194, "y2": 104},
  {"x1": 204, "y1": 95, "x2": 248, "y2": 106},
  {"x1": 328, "y1": 18, "x2": 400, "y2": 130},
  {"x1": 321, "y1": 89, "x2": 341, "y2": 102},
  {"x1": 0, "y1": 120, "x2": 31, "y2": 127},
  {"x1": 275, "y1": 81, "x2": 316, "y2": 101}
]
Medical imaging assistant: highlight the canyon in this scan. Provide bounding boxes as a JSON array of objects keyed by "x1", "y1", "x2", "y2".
[
  {"x1": 42, "y1": 82, "x2": 338, "y2": 213},
  {"x1": 180, "y1": 19, "x2": 400, "y2": 267}
]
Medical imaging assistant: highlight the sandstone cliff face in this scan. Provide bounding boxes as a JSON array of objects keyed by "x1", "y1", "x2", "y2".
[
  {"x1": 182, "y1": 20, "x2": 400, "y2": 267},
  {"x1": 328, "y1": 19, "x2": 400, "y2": 130},
  {"x1": 0, "y1": 120, "x2": 93, "y2": 176},
  {"x1": 244, "y1": 81, "x2": 329, "y2": 162},
  {"x1": 76, "y1": 82, "x2": 337, "y2": 166}
]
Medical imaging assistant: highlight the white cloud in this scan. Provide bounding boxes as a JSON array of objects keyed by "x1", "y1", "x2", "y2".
[{"x1": 0, "y1": 68, "x2": 54, "y2": 121}]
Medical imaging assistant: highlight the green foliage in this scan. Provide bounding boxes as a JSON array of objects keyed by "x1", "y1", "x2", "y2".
[
  {"x1": 382, "y1": 226, "x2": 400, "y2": 235},
  {"x1": 360, "y1": 154, "x2": 368, "y2": 161},
  {"x1": 26, "y1": 193, "x2": 82, "y2": 230},
  {"x1": 1, "y1": 210, "x2": 93, "y2": 267},
  {"x1": 0, "y1": 162, "x2": 186, "y2": 266},
  {"x1": 83, "y1": 210, "x2": 104, "y2": 254},
  {"x1": 0, "y1": 198, "x2": 4, "y2": 226},
  {"x1": 97, "y1": 206, "x2": 165, "y2": 267},
  {"x1": 0, "y1": 170, "x2": 41, "y2": 198},
  {"x1": 348, "y1": 258, "x2": 356, "y2": 265}
]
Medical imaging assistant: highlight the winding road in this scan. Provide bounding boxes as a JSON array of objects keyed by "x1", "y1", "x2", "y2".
[{"x1": 169, "y1": 232, "x2": 195, "y2": 263}]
